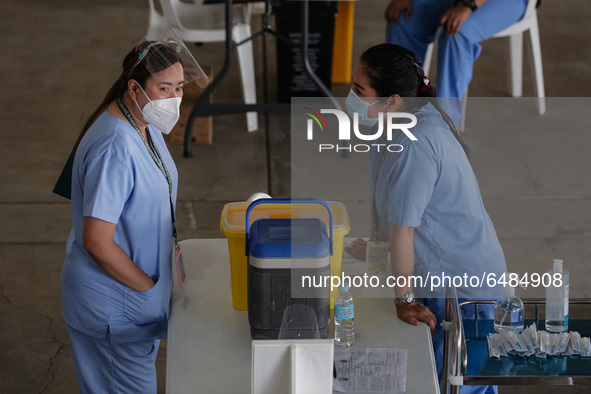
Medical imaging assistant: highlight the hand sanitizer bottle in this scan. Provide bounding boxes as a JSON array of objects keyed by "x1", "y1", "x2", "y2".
[
  {"x1": 545, "y1": 259, "x2": 569, "y2": 333},
  {"x1": 494, "y1": 283, "x2": 524, "y2": 332}
]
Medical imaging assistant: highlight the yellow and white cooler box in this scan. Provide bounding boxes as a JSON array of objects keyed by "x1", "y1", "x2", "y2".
[{"x1": 221, "y1": 199, "x2": 350, "y2": 310}]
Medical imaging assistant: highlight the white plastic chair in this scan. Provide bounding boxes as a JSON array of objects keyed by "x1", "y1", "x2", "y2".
[
  {"x1": 423, "y1": 0, "x2": 545, "y2": 130},
  {"x1": 147, "y1": 0, "x2": 258, "y2": 132}
]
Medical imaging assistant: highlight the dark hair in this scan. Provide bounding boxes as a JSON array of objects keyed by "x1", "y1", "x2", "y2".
[
  {"x1": 74, "y1": 41, "x2": 182, "y2": 147},
  {"x1": 359, "y1": 43, "x2": 470, "y2": 157}
]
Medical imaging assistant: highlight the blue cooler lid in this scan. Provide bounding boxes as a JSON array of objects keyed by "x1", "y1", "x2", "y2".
[{"x1": 249, "y1": 218, "x2": 329, "y2": 258}]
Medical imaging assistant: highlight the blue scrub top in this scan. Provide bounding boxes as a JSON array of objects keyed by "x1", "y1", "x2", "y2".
[
  {"x1": 370, "y1": 103, "x2": 506, "y2": 299},
  {"x1": 62, "y1": 110, "x2": 178, "y2": 342}
]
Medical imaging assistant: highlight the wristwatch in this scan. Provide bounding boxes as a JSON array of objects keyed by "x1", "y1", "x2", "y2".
[
  {"x1": 394, "y1": 291, "x2": 415, "y2": 305},
  {"x1": 462, "y1": 0, "x2": 478, "y2": 12}
]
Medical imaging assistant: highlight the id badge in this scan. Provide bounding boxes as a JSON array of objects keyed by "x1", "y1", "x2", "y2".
[
  {"x1": 174, "y1": 243, "x2": 186, "y2": 289},
  {"x1": 365, "y1": 241, "x2": 389, "y2": 274}
]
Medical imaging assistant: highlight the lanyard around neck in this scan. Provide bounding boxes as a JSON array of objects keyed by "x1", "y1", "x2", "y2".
[
  {"x1": 372, "y1": 140, "x2": 388, "y2": 235},
  {"x1": 116, "y1": 98, "x2": 177, "y2": 241}
]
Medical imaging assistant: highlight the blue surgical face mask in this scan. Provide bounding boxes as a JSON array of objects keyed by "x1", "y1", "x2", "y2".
[{"x1": 345, "y1": 89, "x2": 387, "y2": 127}]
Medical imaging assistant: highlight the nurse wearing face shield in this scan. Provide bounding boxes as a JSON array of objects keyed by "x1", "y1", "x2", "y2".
[
  {"x1": 60, "y1": 31, "x2": 208, "y2": 393},
  {"x1": 344, "y1": 43, "x2": 506, "y2": 394}
]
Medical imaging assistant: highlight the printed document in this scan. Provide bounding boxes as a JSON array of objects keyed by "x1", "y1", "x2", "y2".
[{"x1": 333, "y1": 347, "x2": 407, "y2": 393}]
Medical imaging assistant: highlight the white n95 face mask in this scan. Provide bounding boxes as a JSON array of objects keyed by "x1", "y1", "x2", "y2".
[
  {"x1": 136, "y1": 85, "x2": 182, "y2": 135},
  {"x1": 345, "y1": 89, "x2": 386, "y2": 127}
]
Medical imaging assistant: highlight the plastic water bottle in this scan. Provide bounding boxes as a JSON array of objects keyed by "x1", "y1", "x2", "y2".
[
  {"x1": 334, "y1": 284, "x2": 355, "y2": 347},
  {"x1": 494, "y1": 284, "x2": 524, "y2": 332},
  {"x1": 545, "y1": 259, "x2": 569, "y2": 333}
]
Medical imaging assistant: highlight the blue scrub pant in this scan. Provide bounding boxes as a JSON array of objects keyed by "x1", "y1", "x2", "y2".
[
  {"x1": 424, "y1": 298, "x2": 497, "y2": 394},
  {"x1": 68, "y1": 327, "x2": 160, "y2": 394},
  {"x1": 386, "y1": 0, "x2": 527, "y2": 124}
]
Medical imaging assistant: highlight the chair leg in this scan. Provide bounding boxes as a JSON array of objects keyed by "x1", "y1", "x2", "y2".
[
  {"x1": 423, "y1": 27, "x2": 442, "y2": 77},
  {"x1": 424, "y1": 42, "x2": 435, "y2": 77},
  {"x1": 526, "y1": 17, "x2": 546, "y2": 115},
  {"x1": 508, "y1": 33, "x2": 524, "y2": 98},
  {"x1": 233, "y1": 23, "x2": 258, "y2": 132},
  {"x1": 459, "y1": 89, "x2": 468, "y2": 133}
]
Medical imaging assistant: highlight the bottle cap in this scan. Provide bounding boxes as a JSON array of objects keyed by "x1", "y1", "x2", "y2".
[
  {"x1": 504, "y1": 285, "x2": 515, "y2": 297},
  {"x1": 553, "y1": 259, "x2": 563, "y2": 272},
  {"x1": 247, "y1": 192, "x2": 271, "y2": 203},
  {"x1": 506, "y1": 273, "x2": 526, "y2": 291},
  {"x1": 339, "y1": 283, "x2": 350, "y2": 291}
]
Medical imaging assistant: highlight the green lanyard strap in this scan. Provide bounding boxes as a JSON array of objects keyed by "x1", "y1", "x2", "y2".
[
  {"x1": 117, "y1": 98, "x2": 177, "y2": 240},
  {"x1": 372, "y1": 140, "x2": 388, "y2": 236}
]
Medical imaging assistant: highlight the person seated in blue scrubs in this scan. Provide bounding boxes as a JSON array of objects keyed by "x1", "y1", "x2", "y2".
[
  {"x1": 345, "y1": 43, "x2": 506, "y2": 394},
  {"x1": 384, "y1": 0, "x2": 528, "y2": 124},
  {"x1": 61, "y1": 33, "x2": 208, "y2": 393}
]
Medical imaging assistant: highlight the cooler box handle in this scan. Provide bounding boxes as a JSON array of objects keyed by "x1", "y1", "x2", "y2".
[{"x1": 245, "y1": 198, "x2": 333, "y2": 256}]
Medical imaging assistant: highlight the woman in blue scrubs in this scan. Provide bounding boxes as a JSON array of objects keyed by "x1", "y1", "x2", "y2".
[
  {"x1": 345, "y1": 43, "x2": 506, "y2": 393},
  {"x1": 384, "y1": 0, "x2": 528, "y2": 124},
  {"x1": 61, "y1": 37, "x2": 207, "y2": 393}
]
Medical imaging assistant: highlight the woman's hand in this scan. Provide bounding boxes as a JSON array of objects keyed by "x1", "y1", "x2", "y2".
[
  {"x1": 396, "y1": 302, "x2": 437, "y2": 335},
  {"x1": 385, "y1": 0, "x2": 413, "y2": 25},
  {"x1": 440, "y1": 4, "x2": 473, "y2": 36},
  {"x1": 124, "y1": 277, "x2": 168, "y2": 325},
  {"x1": 83, "y1": 216, "x2": 155, "y2": 292},
  {"x1": 344, "y1": 237, "x2": 368, "y2": 261}
]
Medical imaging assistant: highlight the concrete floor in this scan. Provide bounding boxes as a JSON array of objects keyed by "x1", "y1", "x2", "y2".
[{"x1": 1, "y1": 0, "x2": 591, "y2": 393}]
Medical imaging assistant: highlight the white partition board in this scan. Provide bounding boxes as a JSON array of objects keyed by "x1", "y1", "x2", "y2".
[{"x1": 252, "y1": 339, "x2": 334, "y2": 394}]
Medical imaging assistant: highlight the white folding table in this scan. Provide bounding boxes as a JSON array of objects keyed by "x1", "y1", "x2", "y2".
[{"x1": 166, "y1": 238, "x2": 439, "y2": 393}]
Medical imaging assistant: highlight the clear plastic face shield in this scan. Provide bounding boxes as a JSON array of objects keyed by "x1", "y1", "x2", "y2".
[{"x1": 128, "y1": 28, "x2": 209, "y2": 88}]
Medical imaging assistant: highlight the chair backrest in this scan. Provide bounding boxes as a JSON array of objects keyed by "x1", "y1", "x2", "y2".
[
  {"x1": 523, "y1": 0, "x2": 539, "y2": 20},
  {"x1": 523, "y1": 0, "x2": 539, "y2": 19},
  {"x1": 148, "y1": 0, "x2": 250, "y2": 43},
  {"x1": 158, "y1": 0, "x2": 191, "y2": 31},
  {"x1": 492, "y1": 0, "x2": 539, "y2": 39},
  {"x1": 147, "y1": 0, "x2": 170, "y2": 40}
]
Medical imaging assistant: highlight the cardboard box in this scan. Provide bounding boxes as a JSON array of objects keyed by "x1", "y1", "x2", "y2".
[{"x1": 169, "y1": 66, "x2": 213, "y2": 145}]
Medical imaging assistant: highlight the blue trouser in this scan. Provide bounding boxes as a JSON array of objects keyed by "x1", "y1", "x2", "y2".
[
  {"x1": 68, "y1": 327, "x2": 160, "y2": 394},
  {"x1": 386, "y1": 0, "x2": 527, "y2": 124},
  {"x1": 424, "y1": 298, "x2": 498, "y2": 394}
]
